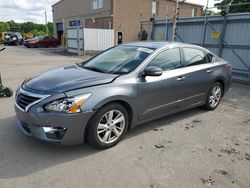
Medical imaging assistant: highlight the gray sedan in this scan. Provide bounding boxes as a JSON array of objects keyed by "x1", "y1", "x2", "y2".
[{"x1": 14, "y1": 42, "x2": 232, "y2": 149}]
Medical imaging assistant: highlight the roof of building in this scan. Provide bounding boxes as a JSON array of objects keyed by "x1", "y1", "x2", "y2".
[{"x1": 52, "y1": 0, "x2": 64, "y2": 7}]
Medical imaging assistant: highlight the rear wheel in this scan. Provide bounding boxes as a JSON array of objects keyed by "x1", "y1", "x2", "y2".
[
  {"x1": 203, "y1": 82, "x2": 223, "y2": 110},
  {"x1": 86, "y1": 103, "x2": 129, "y2": 149}
]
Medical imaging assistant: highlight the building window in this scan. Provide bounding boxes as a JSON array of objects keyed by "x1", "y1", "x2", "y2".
[
  {"x1": 192, "y1": 8, "x2": 198, "y2": 17},
  {"x1": 69, "y1": 20, "x2": 81, "y2": 27},
  {"x1": 92, "y1": 0, "x2": 103, "y2": 9},
  {"x1": 152, "y1": 1, "x2": 159, "y2": 16}
]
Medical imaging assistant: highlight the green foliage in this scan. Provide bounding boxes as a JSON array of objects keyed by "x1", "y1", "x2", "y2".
[
  {"x1": 202, "y1": 10, "x2": 221, "y2": 16},
  {"x1": 30, "y1": 29, "x2": 46, "y2": 36},
  {"x1": 215, "y1": 0, "x2": 250, "y2": 13},
  {"x1": 0, "y1": 22, "x2": 10, "y2": 32},
  {"x1": 0, "y1": 20, "x2": 53, "y2": 36}
]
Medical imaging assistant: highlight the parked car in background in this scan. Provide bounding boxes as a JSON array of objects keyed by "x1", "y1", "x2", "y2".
[
  {"x1": 15, "y1": 42, "x2": 232, "y2": 149},
  {"x1": 0, "y1": 32, "x2": 3, "y2": 44},
  {"x1": 4, "y1": 32, "x2": 24, "y2": 45},
  {"x1": 24, "y1": 36, "x2": 60, "y2": 48}
]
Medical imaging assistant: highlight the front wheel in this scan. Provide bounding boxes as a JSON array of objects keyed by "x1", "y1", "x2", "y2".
[
  {"x1": 203, "y1": 82, "x2": 223, "y2": 110},
  {"x1": 86, "y1": 103, "x2": 129, "y2": 149}
]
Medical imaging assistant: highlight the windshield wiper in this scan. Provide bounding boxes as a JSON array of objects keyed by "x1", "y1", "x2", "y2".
[{"x1": 83, "y1": 66, "x2": 106, "y2": 73}]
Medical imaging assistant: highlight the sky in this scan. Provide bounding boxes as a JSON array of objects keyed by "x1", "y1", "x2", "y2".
[{"x1": 0, "y1": 0, "x2": 221, "y2": 24}]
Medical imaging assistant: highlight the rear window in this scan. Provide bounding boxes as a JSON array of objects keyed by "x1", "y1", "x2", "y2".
[{"x1": 183, "y1": 48, "x2": 207, "y2": 67}]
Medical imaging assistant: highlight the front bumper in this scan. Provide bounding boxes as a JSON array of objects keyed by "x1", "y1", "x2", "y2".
[{"x1": 15, "y1": 104, "x2": 95, "y2": 145}]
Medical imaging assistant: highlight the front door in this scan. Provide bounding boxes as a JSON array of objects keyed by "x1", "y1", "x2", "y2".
[{"x1": 138, "y1": 47, "x2": 186, "y2": 121}]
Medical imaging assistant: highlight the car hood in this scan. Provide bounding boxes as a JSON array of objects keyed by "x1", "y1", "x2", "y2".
[{"x1": 23, "y1": 64, "x2": 119, "y2": 93}]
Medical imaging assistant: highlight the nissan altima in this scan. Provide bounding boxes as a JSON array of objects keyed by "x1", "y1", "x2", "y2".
[{"x1": 15, "y1": 42, "x2": 232, "y2": 149}]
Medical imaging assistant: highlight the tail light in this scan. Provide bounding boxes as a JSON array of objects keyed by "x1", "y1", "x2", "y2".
[{"x1": 225, "y1": 64, "x2": 232, "y2": 74}]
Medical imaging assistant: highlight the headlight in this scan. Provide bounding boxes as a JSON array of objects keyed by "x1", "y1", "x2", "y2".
[{"x1": 44, "y1": 93, "x2": 91, "y2": 113}]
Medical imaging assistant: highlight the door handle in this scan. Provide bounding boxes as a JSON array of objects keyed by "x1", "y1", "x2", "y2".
[
  {"x1": 207, "y1": 69, "x2": 214, "y2": 73},
  {"x1": 177, "y1": 76, "x2": 185, "y2": 81}
]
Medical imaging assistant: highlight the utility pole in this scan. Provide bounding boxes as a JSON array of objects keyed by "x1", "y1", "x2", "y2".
[
  {"x1": 172, "y1": 0, "x2": 184, "y2": 41},
  {"x1": 45, "y1": 11, "x2": 49, "y2": 35}
]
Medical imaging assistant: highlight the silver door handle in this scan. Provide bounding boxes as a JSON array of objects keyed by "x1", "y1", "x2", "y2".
[
  {"x1": 207, "y1": 69, "x2": 214, "y2": 73},
  {"x1": 177, "y1": 76, "x2": 185, "y2": 81}
]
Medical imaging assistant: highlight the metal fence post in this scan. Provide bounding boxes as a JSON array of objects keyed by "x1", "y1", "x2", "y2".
[
  {"x1": 151, "y1": 20, "x2": 155, "y2": 40},
  {"x1": 82, "y1": 27, "x2": 85, "y2": 56},
  {"x1": 165, "y1": 18, "x2": 169, "y2": 41},
  {"x1": 201, "y1": 0, "x2": 209, "y2": 46},
  {"x1": 218, "y1": 5, "x2": 229, "y2": 57},
  {"x1": 77, "y1": 27, "x2": 81, "y2": 56}
]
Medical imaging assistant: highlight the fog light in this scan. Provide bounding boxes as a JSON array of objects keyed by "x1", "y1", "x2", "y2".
[{"x1": 43, "y1": 127, "x2": 67, "y2": 140}]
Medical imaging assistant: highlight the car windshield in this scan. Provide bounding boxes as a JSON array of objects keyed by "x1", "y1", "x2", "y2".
[{"x1": 82, "y1": 45, "x2": 155, "y2": 74}]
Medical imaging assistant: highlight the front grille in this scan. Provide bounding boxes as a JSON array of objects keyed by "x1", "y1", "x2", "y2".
[{"x1": 16, "y1": 92, "x2": 40, "y2": 110}]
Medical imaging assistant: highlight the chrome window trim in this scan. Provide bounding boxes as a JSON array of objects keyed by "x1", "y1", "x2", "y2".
[{"x1": 14, "y1": 88, "x2": 51, "y2": 112}]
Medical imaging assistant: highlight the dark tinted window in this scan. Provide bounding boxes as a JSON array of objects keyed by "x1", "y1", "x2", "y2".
[
  {"x1": 183, "y1": 48, "x2": 207, "y2": 67},
  {"x1": 148, "y1": 48, "x2": 181, "y2": 71}
]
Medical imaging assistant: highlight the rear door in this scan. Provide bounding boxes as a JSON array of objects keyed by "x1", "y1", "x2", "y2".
[{"x1": 177, "y1": 47, "x2": 216, "y2": 107}]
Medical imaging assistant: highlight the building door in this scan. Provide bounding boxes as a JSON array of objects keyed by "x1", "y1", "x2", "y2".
[{"x1": 56, "y1": 22, "x2": 63, "y2": 42}]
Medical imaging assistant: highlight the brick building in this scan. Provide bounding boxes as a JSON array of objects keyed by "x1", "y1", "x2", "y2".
[{"x1": 52, "y1": 0, "x2": 203, "y2": 44}]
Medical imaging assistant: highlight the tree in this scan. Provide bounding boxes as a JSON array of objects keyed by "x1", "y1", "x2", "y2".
[
  {"x1": 215, "y1": 0, "x2": 250, "y2": 13},
  {"x1": 0, "y1": 20, "x2": 54, "y2": 36},
  {"x1": 48, "y1": 22, "x2": 53, "y2": 35},
  {"x1": 0, "y1": 22, "x2": 10, "y2": 32}
]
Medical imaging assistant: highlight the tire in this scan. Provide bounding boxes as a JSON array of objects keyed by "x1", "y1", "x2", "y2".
[
  {"x1": 86, "y1": 103, "x2": 129, "y2": 149},
  {"x1": 36, "y1": 43, "x2": 42, "y2": 48},
  {"x1": 5, "y1": 87, "x2": 13, "y2": 97},
  {"x1": 203, "y1": 82, "x2": 223, "y2": 110}
]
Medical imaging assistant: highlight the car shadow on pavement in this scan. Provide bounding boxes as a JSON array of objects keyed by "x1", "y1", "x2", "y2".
[
  {"x1": 0, "y1": 116, "x2": 99, "y2": 179},
  {"x1": 0, "y1": 107, "x2": 206, "y2": 179},
  {"x1": 126, "y1": 107, "x2": 207, "y2": 139}
]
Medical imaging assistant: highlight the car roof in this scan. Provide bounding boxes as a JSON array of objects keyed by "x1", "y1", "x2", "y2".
[{"x1": 124, "y1": 41, "x2": 206, "y2": 50}]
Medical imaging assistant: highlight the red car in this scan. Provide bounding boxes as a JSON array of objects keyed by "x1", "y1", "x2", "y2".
[{"x1": 24, "y1": 36, "x2": 60, "y2": 48}]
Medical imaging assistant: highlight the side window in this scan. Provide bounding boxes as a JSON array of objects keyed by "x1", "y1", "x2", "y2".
[
  {"x1": 206, "y1": 53, "x2": 214, "y2": 63},
  {"x1": 148, "y1": 48, "x2": 181, "y2": 71},
  {"x1": 183, "y1": 48, "x2": 207, "y2": 67}
]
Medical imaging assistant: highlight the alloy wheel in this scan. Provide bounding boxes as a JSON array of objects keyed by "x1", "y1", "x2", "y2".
[
  {"x1": 97, "y1": 110, "x2": 125, "y2": 144},
  {"x1": 209, "y1": 85, "x2": 222, "y2": 108}
]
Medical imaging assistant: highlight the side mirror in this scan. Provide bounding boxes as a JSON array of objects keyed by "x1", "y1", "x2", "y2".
[{"x1": 144, "y1": 66, "x2": 163, "y2": 77}]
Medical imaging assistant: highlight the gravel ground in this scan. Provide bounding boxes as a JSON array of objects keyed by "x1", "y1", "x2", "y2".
[{"x1": 0, "y1": 45, "x2": 249, "y2": 188}]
